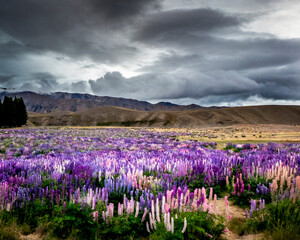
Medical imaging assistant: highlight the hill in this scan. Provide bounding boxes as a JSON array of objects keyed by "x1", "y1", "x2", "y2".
[{"x1": 28, "y1": 105, "x2": 300, "y2": 127}]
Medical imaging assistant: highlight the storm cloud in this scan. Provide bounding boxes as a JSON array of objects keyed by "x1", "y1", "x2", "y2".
[{"x1": 0, "y1": 0, "x2": 299, "y2": 106}]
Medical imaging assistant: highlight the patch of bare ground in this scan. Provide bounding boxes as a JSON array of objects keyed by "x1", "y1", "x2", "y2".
[
  {"x1": 20, "y1": 233, "x2": 41, "y2": 240},
  {"x1": 214, "y1": 200, "x2": 265, "y2": 240}
]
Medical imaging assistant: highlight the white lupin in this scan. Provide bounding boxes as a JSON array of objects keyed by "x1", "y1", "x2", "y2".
[
  {"x1": 156, "y1": 199, "x2": 160, "y2": 222},
  {"x1": 151, "y1": 199, "x2": 155, "y2": 221},
  {"x1": 167, "y1": 212, "x2": 171, "y2": 231},
  {"x1": 135, "y1": 201, "x2": 139, "y2": 217},
  {"x1": 146, "y1": 222, "x2": 150, "y2": 232},
  {"x1": 162, "y1": 195, "x2": 165, "y2": 213},
  {"x1": 182, "y1": 217, "x2": 187, "y2": 233}
]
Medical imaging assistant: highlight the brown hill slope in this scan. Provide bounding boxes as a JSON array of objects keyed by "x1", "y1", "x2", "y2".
[{"x1": 29, "y1": 105, "x2": 300, "y2": 127}]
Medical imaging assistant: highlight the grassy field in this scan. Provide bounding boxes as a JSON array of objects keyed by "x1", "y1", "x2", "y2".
[{"x1": 158, "y1": 124, "x2": 300, "y2": 148}]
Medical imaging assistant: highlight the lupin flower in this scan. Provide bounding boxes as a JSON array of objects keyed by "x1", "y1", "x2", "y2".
[
  {"x1": 209, "y1": 187, "x2": 213, "y2": 201},
  {"x1": 141, "y1": 208, "x2": 147, "y2": 222},
  {"x1": 146, "y1": 221, "x2": 150, "y2": 232},
  {"x1": 135, "y1": 202, "x2": 139, "y2": 218},
  {"x1": 181, "y1": 217, "x2": 187, "y2": 233},
  {"x1": 62, "y1": 202, "x2": 66, "y2": 215}
]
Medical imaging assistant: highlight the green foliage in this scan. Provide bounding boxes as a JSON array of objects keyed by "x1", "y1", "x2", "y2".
[
  {"x1": 19, "y1": 224, "x2": 33, "y2": 236},
  {"x1": 0, "y1": 200, "x2": 97, "y2": 240},
  {"x1": 243, "y1": 210, "x2": 267, "y2": 235},
  {"x1": 183, "y1": 211, "x2": 225, "y2": 240},
  {"x1": 235, "y1": 199, "x2": 300, "y2": 240},
  {"x1": 188, "y1": 174, "x2": 205, "y2": 191},
  {"x1": 51, "y1": 203, "x2": 96, "y2": 239},
  {"x1": 143, "y1": 170, "x2": 159, "y2": 178},
  {"x1": 229, "y1": 191, "x2": 253, "y2": 208},
  {"x1": 149, "y1": 211, "x2": 225, "y2": 240},
  {"x1": 97, "y1": 214, "x2": 147, "y2": 240},
  {"x1": 91, "y1": 176, "x2": 105, "y2": 188},
  {"x1": 108, "y1": 192, "x2": 127, "y2": 208},
  {"x1": 266, "y1": 199, "x2": 300, "y2": 240},
  {"x1": 149, "y1": 219, "x2": 183, "y2": 240},
  {"x1": 231, "y1": 165, "x2": 243, "y2": 176},
  {"x1": 247, "y1": 177, "x2": 272, "y2": 203},
  {"x1": 188, "y1": 174, "x2": 227, "y2": 198}
]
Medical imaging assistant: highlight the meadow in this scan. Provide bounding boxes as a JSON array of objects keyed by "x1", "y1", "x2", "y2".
[{"x1": 0, "y1": 127, "x2": 299, "y2": 240}]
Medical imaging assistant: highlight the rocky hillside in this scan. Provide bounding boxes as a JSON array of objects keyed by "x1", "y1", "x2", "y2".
[{"x1": 0, "y1": 91, "x2": 209, "y2": 113}]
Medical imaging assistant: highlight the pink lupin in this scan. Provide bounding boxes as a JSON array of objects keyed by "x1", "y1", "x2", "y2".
[{"x1": 209, "y1": 187, "x2": 213, "y2": 201}]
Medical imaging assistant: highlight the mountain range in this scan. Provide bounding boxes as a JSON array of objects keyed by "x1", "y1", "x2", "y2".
[
  {"x1": 1, "y1": 91, "x2": 300, "y2": 127},
  {"x1": 0, "y1": 91, "x2": 209, "y2": 113}
]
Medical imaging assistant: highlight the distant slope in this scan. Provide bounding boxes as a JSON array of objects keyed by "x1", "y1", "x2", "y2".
[
  {"x1": 29, "y1": 105, "x2": 300, "y2": 127},
  {"x1": 0, "y1": 91, "x2": 209, "y2": 112}
]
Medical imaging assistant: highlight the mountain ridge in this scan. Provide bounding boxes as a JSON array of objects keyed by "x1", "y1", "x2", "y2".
[
  {"x1": 28, "y1": 105, "x2": 300, "y2": 128},
  {"x1": 0, "y1": 91, "x2": 212, "y2": 113}
]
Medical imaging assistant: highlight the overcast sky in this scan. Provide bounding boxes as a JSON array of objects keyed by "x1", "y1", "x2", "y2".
[{"x1": 0, "y1": 0, "x2": 300, "y2": 106}]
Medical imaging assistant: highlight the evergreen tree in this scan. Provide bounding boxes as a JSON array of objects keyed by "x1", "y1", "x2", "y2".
[
  {"x1": 0, "y1": 96, "x2": 27, "y2": 127},
  {"x1": 15, "y1": 97, "x2": 27, "y2": 126},
  {"x1": 3, "y1": 96, "x2": 16, "y2": 127},
  {"x1": 0, "y1": 99, "x2": 3, "y2": 127}
]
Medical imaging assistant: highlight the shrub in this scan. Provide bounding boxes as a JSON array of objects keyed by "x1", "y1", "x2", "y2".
[
  {"x1": 241, "y1": 199, "x2": 300, "y2": 239},
  {"x1": 266, "y1": 200, "x2": 300, "y2": 240},
  {"x1": 97, "y1": 214, "x2": 147, "y2": 240},
  {"x1": 183, "y1": 211, "x2": 225, "y2": 240},
  {"x1": 0, "y1": 226, "x2": 19, "y2": 240},
  {"x1": 51, "y1": 203, "x2": 96, "y2": 239},
  {"x1": 149, "y1": 211, "x2": 225, "y2": 240}
]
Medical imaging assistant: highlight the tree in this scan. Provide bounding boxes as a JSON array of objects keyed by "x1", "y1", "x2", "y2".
[
  {"x1": 0, "y1": 96, "x2": 27, "y2": 127},
  {"x1": 0, "y1": 99, "x2": 3, "y2": 126},
  {"x1": 15, "y1": 97, "x2": 27, "y2": 126},
  {"x1": 3, "y1": 96, "x2": 15, "y2": 127}
]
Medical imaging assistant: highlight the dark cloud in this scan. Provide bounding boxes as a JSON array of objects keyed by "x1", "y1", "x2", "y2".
[
  {"x1": 88, "y1": 65, "x2": 300, "y2": 102},
  {"x1": 0, "y1": 0, "x2": 299, "y2": 106},
  {"x1": 19, "y1": 73, "x2": 60, "y2": 92},
  {"x1": 71, "y1": 81, "x2": 89, "y2": 93},
  {"x1": 138, "y1": 37, "x2": 300, "y2": 81},
  {"x1": 88, "y1": 70, "x2": 260, "y2": 100},
  {"x1": 88, "y1": 0, "x2": 160, "y2": 20},
  {"x1": 0, "y1": 40, "x2": 36, "y2": 58},
  {"x1": 134, "y1": 8, "x2": 244, "y2": 42},
  {"x1": 0, "y1": 75, "x2": 15, "y2": 84},
  {"x1": 0, "y1": 0, "x2": 158, "y2": 63},
  {"x1": 12, "y1": 72, "x2": 89, "y2": 94}
]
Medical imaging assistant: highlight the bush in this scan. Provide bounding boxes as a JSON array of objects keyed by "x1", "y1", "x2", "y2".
[
  {"x1": 241, "y1": 199, "x2": 300, "y2": 239},
  {"x1": 183, "y1": 211, "x2": 225, "y2": 240},
  {"x1": 266, "y1": 200, "x2": 300, "y2": 240},
  {"x1": 229, "y1": 191, "x2": 253, "y2": 207},
  {"x1": 0, "y1": 226, "x2": 19, "y2": 240},
  {"x1": 51, "y1": 203, "x2": 96, "y2": 239},
  {"x1": 97, "y1": 214, "x2": 148, "y2": 240}
]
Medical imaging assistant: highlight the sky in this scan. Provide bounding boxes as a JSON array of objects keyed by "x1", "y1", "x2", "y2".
[{"x1": 0, "y1": 0, "x2": 300, "y2": 106}]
